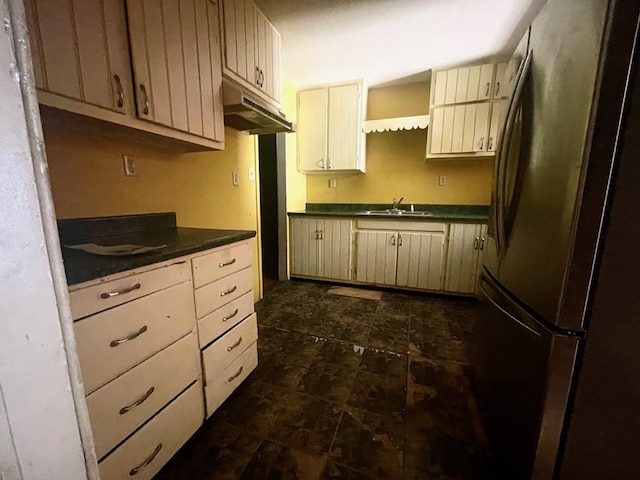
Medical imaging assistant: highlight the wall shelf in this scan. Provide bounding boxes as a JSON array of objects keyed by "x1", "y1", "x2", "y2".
[{"x1": 363, "y1": 115, "x2": 429, "y2": 133}]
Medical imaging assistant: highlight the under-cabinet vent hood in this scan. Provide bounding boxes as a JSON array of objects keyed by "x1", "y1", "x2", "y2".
[{"x1": 222, "y1": 81, "x2": 294, "y2": 135}]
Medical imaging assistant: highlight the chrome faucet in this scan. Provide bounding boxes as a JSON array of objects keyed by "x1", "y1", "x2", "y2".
[{"x1": 392, "y1": 197, "x2": 404, "y2": 211}]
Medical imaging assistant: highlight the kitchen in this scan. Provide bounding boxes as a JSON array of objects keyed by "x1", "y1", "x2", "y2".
[{"x1": 3, "y1": 0, "x2": 640, "y2": 479}]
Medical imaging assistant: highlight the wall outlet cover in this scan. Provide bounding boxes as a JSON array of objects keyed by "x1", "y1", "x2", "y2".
[
  {"x1": 329, "y1": 178, "x2": 337, "y2": 188},
  {"x1": 248, "y1": 167, "x2": 255, "y2": 182},
  {"x1": 232, "y1": 171, "x2": 239, "y2": 186},
  {"x1": 439, "y1": 175, "x2": 447, "y2": 186},
  {"x1": 123, "y1": 155, "x2": 137, "y2": 177}
]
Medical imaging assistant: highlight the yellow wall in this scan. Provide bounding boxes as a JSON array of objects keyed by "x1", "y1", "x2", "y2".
[
  {"x1": 44, "y1": 122, "x2": 264, "y2": 300},
  {"x1": 306, "y1": 82, "x2": 493, "y2": 205}
]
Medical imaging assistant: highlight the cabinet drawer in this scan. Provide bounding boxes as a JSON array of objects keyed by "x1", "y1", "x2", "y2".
[
  {"x1": 202, "y1": 313, "x2": 258, "y2": 383},
  {"x1": 197, "y1": 290, "x2": 254, "y2": 348},
  {"x1": 75, "y1": 281, "x2": 195, "y2": 394},
  {"x1": 98, "y1": 381, "x2": 204, "y2": 480},
  {"x1": 356, "y1": 219, "x2": 446, "y2": 232},
  {"x1": 204, "y1": 341, "x2": 258, "y2": 418},
  {"x1": 194, "y1": 267, "x2": 253, "y2": 319},
  {"x1": 70, "y1": 261, "x2": 191, "y2": 320},
  {"x1": 86, "y1": 333, "x2": 200, "y2": 460},
  {"x1": 192, "y1": 242, "x2": 252, "y2": 288}
]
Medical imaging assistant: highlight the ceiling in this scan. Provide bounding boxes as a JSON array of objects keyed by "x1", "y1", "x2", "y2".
[{"x1": 253, "y1": 0, "x2": 547, "y2": 88}]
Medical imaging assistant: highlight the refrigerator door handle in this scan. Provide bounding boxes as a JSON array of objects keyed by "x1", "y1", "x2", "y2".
[{"x1": 479, "y1": 277, "x2": 543, "y2": 338}]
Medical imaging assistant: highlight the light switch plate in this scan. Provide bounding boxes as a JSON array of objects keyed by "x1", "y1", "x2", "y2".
[
  {"x1": 439, "y1": 175, "x2": 447, "y2": 186},
  {"x1": 248, "y1": 167, "x2": 255, "y2": 182},
  {"x1": 232, "y1": 171, "x2": 239, "y2": 186}
]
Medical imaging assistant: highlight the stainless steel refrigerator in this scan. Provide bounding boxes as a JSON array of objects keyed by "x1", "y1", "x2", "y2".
[{"x1": 474, "y1": 0, "x2": 640, "y2": 478}]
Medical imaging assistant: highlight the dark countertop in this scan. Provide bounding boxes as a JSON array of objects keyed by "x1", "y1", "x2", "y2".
[
  {"x1": 58, "y1": 213, "x2": 255, "y2": 286},
  {"x1": 288, "y1": 203, "x2": 489, "y2": 223}
]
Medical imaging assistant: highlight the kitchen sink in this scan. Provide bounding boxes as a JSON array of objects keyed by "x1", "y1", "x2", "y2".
[{"x1": 361, "y1": 209, "x2": 434, "y2": 217}]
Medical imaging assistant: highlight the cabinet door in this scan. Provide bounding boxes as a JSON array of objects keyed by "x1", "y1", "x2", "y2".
[
  {"x1": 488, "y1": 100, "x2": 508, "y2": 153},
  {"x1": 327, "y1": 83, "x2": 361, "y2": 170},
  {"x1": 268, "y1": 23, "x2": 282, "y2": 103},
  {"x1": 445, "y1": 223, "x2": 483, "y2": 293},
  {"x1": 298, "y1": 88, "x2": 328, "y2": 171},
  {"x1": 290, "y1": 218, "x2": 320, "y2": 277},
  {"x1": 396, "y1": 232, "x2": 445, "y2": 290},
  {"x1": 317, "y1": 220, "x2": 352, "y2": 281},
  {"x1": 25, "y1": 0, "x2": 131, "y2": 113},
  {"x1": 356, "y1": 231, "x2": 397, "y2": 286},
  {"x1": 474, "y1": 224, "x2": 489, "y2": 294},
  {"x1": 127, "y1": 0, "x2": 224, "y2": 141},
  {"x1": 494, "y1": 62, "x2": 508, "y2": 98},
  {"x1": 431, "y1": 103, "x2": 490, "y2": 154}
]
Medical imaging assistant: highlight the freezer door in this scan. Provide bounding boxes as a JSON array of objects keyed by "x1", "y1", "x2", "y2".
[
  {"x1": 493, "y1": 0, "x2": 608, "y2": 327},
  {"x1": 474, "y1": 272, "x2": 560, "y2": 479}
]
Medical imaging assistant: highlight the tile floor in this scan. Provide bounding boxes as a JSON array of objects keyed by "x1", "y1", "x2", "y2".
[{"x1": 156, "y1": 280, "x2": 490, "y2": 479}]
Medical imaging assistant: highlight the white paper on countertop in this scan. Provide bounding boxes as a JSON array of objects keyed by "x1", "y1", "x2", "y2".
[{"x1": 65, "y1": 243, "x2": 167, "y2": 256}]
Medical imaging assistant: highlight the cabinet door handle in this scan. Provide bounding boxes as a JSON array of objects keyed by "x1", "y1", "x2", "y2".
[
  {"x1": 474, "y1": 237, "x2": 480, "y2": 250},
  {"x1": 223, "y1": 309, "x2": 239, "y2": 322},
  {"x1": 228, "y1": 366, "x2": 244, "y2": 382},
  {"x1": 220, "y1": 285, "x2": 237, "y2": 297},
  {"x1": 319, "y1": 230, "x2": 323, "y2": 240},
  {"x1": 114, "y1": 74, "x2": 124, "y2": 109},
  {"x1": 100, "y1": 283, "x2": 141, "y2": 299},
  {"x1": 327, "y1": 158, "x2": 331, "y2": 169},
  {"x1": 227, "y1": 336, "x2": 243, "y2": 352},
  {"x1": 129, "y1": 443, "x2": 162, "y2": 476},
  {"x1": 485, "y1": 82, "x2": 490, "y2": 97},
  {"x1": 139, "y1": 84, "x2": 150, "y2": 115},
  {"x1": 390, "y1": 235, "x2": 396, "y2": 246},
  {"x1": 479, "y1": 136, "x2": 485, "y2": 151},
  {"x1": 495, "y1": 82, "x2": 500, "y2": 96},
  {"x1": 398, "y1": 234, "x2": 403, "y2": 246},
  {"x1": 480, "y1": 237, "x2": 486, "y2": 250},
  {"x1": 317, "y1": 159, "x2": 325, "y2": 168},
  {"x1": 110, "y1": 325, "x2": 148, "y2": 347},
  {"x1": 255, "y1": 66, "x2": 260, "y2": 86},
  {"x1": 488, "y1": 136, "x2": 494, "y2": 151},
  {"x1": 119, "y1": 386, "x2": 155, "y2": 415},
  {"x1": 219, "y1": 258, "x2": 236, "y2": 268},
  {"x1": 260, "y1": 69, "x2": 264, "y2": 87}
]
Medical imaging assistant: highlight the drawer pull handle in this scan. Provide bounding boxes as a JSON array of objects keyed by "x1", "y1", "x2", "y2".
[
  {"x1": 228, "y1": 366, "x2": 243, "y2": 382},
  {"x1": 119, "y1": 386, "x2": 155, "y2": 415},
  {"x1": 223, "y1": 309, "x2": 239, "y2": 322},
  {"x1": 100, "y1": 283, "x2": 141, "y2": 299},
  {"x1": 129, "y1": 442, "x2": 162, "y2": 476},
  {"x1": 219, "y1": 258, "x2": 237, "y2": 267},
  {"x1": 227, "y1": 336, "x2": 243, "y2": 352},
  {"x1": 110, "y1": 325, "x2": 148, "y2": 347},
  {"x1": 220, "y1": 286, "x2": 237, "y2": 297}
]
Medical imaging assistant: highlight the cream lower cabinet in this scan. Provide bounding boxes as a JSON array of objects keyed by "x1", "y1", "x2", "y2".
[
  {"x1": 290, "y1": 217, "x2": 353, "y2": 281},
  {"x1": 445, "y1": 223, "x2": 488, "y2": 294},
  {"x1": 355, "y1": 220, "x2": 446, "y2": 291}
]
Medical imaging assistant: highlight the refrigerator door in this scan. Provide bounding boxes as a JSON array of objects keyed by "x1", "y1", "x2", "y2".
[
  {"x1": 475, "y1": 271, "x2": 579, "y2": 479},
  {"x1": 491, "y1": 0, "x2": 608, "y2": 328}
]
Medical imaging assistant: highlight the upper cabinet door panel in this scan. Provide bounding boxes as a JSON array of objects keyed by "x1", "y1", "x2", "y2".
[
  {"x1": 432, "y1": 62, "x2": 495, "y2": 106},
  {"x1": 297, "y1": 88, "x2": 328, "y2": 172},
  {"x1": 162, "y1": 0, "x2": 189, "y2": 132},
  {"x1": 477, "y1": 63, "x2": 494, "y2": 101},
  {"x1": 26, "y1": 0, "x2": 130, "y2": 113},
  {"x1": 327, "y1": 83, "x2": 360, "y2": 171},
  {"x1": 494, "y1": 62, "x2": 508, "y2": 98},
  {"x1": 180, "y1": 0, "x2": 204, "y2": 137}
]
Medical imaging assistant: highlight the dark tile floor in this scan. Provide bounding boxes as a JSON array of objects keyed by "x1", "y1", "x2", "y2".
[{"x1": 157, "y1": 280, "x2": 489, "y2": 479}]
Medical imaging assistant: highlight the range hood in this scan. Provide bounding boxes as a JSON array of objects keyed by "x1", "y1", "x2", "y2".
[{"x1": 222, "y1": 81, "x2": 294, "y2": 135}]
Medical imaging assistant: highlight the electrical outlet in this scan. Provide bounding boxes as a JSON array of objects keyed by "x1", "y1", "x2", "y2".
[
  {"x1": 439, "y1": 175, "x2": 447, "y2": 186},
  {"x1": 329, "y1": 178, "x2": 337, "y2": 188},
  {"x1": 123, "y1": 155, "x2": 137, "y2": 176},
  {"x1": 232, "y1": 171, "x2": 239, "y2": 186},
  {"x1": 248, "y1": 167, "x2": 255, "y2": 182}
]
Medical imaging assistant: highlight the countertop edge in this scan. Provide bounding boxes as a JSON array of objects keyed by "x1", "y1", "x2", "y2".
[{"x1": 287, "y1": 211, "x2": 489, "y2": 222}]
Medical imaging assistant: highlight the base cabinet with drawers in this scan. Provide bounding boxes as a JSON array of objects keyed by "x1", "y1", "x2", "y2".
[{"x1": 68, "y1": 238, "x2": 257, "y2": 477}]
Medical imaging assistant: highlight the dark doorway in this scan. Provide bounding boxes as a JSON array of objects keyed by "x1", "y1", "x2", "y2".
[{"x1": 258, "y1": 134, "x2": 287, "y2": 295}]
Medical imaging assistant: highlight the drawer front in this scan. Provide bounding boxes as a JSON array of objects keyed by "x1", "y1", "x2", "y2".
[
  {"x1": 204, "y1": 341, "x2": 258, "y2": 418},
  {"x1": 201, "y1": 313, "x2": 258, "y2": 384},
  {"x1": 70, "y1": 261, "x2": 191, "y2": 320},
  {"x1": 98, "y1": 381, "x2": 203, "y2": 480},
  {"x1": 197, "y1": 290, "x2": 254, "y2": 348},
  {"x1": 86, "y1": 333, "x2": 200, "y2": 460},
  {"x1": 192, "y1": 242, "x2": 252, "y2": 288},
  {"x1": 356, "y1": 219, "x2": 446, "y2": 232},
  {"x1": 194, "y1": 267, "x2": 253, "y2": 319},
  {"x1": 75, "y1": 281, "x2": 196, "y2": 394}
]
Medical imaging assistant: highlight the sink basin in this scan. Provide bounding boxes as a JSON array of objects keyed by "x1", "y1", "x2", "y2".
[{"x1": 361, "y1": 209, "x2": 434, "y2": 217}]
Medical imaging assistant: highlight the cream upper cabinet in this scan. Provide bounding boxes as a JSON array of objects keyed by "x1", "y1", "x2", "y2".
[
  {"x1": 488, "y1": 100, "x2": 508, "y2": 153},
  {"x1": 25, "y1": 0, "x2": 131, "y2": 114},
  {"x1": 445, "y1": 223, "x2": 488, "y2": 294},
  {"x1": 493, "y1": 62, "x2": 509, "y2": 99},
  {"x1": 220, "y1": 0, "x2": 282, "y2": 106},
  {"x1": 429, "y1": 103, "x2": 490, "y2": 155},
  {"x1": 126, "y1": 0, "x2": 224, "y2": 142},
  {"x1": 432, "y1": 63, "x2": 494, "y2": 106},
  {"x1": 290, "y1": 217, "x2": 353, "y2": 281},
  {"x1": 25, "y1": 0, "x2": 225, "y2": 149},
  {"x1": 297, "y1": 80, "x2": 366, "y2": 174}
]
